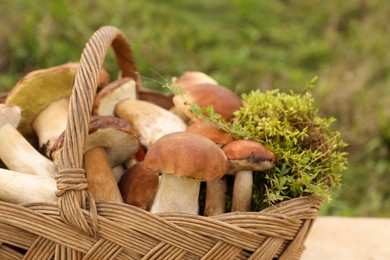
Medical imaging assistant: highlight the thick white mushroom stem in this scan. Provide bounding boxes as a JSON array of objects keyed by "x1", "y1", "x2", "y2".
[
  {"x1": 204, "y1": 178, "x2": 227, "y2": 216},
  {"x1": 231, "y1": 170, "x2": 253, "y2": 212},
  {"x1": 32, "y1": 97, "x2": 69, "y2": 157},
  {"x1": 0, "y1": 168, "x2": 57, "y2": 204},
  {"x1": 150, "y1": 174, "x2": 201, "y2": 214},
  {"x1": 0, "y1": 123, "x2": 56, "y2": 177},
  {"x1": 84, "y1": 147, "x2": 123, "y2": 202}
]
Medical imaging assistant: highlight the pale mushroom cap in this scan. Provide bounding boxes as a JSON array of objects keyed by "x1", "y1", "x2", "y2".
[
  {"x1": 172, "y1": 83, "x2": 242, "y2": 122},
  {"x1": 86, "y1": 116, "x2": 140, "y2": 166},
  {"x1": 93, "y1": 77, "x2": 137, "y2": 116},
  {"x1": 223, "y1": 139, "x2": 276, "y2": 171},
  {"x1": 50, "y1": 116, "x2": 140, "y2": 167},
  {"x1": 144, "y1": 131, "x2": 228, "y2": 180},
  {"x1": 186, "y1": 121, "x2": 234, "y2": 147}
]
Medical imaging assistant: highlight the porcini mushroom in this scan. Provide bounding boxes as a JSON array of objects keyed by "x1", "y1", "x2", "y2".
[
  {"x1": 0, "y1": 168, "x2": 56, "y2": 204},
  {"x1": 172, "y1": 71, "x2": 218, "y2": 90},
  {"x1": 84, "y1": 116, "x2": 140, "y2": 202},
  {"x1": 172, "y1": 83, "x2": 242, "y2": 123},
  {"x1": 143, "y1": 131, "x2": 228, "y2": 214},
  {"x1": 118, "y1": 162, "x2": 159, "y2": 210},
  {"x1": 0, "y1": 104, "x2": 56, "y2": 177},
  {"x1": 5, "y1": 62, "x2": 109, "y2": 155},
  {"x1": 170, "y1": 71, "x2": 219, "y2": 122},
  {"x1": 93, "y1": 77, "x2": 137, "y2": 116},
  {"x1": 222, "y1": 139, "x2": 276, "y2": 212},
  {"x1": 186, "y1": 121, "x2": 234, "y2": 216},
  {"x1": 51, "y1": 116, "x2": 140, "y2": 202}
]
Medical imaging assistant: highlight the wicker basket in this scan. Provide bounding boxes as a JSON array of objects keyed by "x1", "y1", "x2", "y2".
[{"x1": 0, "y1": 26, "x2": 322, "y2": 260}]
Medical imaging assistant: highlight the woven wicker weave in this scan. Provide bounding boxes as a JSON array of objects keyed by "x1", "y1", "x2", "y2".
[{"x1": 0, "y1": 26, "x2": 322, "y2": 260}]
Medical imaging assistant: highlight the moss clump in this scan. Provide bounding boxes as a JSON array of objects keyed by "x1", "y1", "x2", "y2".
[{"x1": 232, "y1": 89, "x2": 348, "y2": 209}]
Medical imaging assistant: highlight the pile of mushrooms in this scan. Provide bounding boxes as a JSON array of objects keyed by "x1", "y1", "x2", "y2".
[{"x1": 0, "y1": 65, "x2": 277, "y2": 216}]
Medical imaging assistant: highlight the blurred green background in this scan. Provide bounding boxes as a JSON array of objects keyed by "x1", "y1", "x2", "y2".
[{"x1": 1, "y1": 0, "x2": 389, "y2": 216}]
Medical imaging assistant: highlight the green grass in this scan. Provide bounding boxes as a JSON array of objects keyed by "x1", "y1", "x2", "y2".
[{"x1": 1, "y1": 0, "x2": 390, "y2": 216}]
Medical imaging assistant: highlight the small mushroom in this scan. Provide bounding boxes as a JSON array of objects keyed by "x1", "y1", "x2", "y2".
[
  {"x1": 186, "y1": 121, "x2": 234, "y2": 216},
  {"x1": 0, "y1": 104, "x2": 56, "y2": 177},
  {"x1": 172, "y1": 71, "x2": 218, "y2": 90},
  {"x1": 51, "y1": 116, "x2": 140, "y2": 202},
  {"x1": 223, "y1": 139, "x2": 276, "y2": 212},
  {"x1": 0, "y1": 168, "x2": 57, "y2": 204},
  {"x1": 172, "y1": 83, "x2": 242, "y2": 123},
  {"x1": 93, "y1": 77, "x2": 137, "y2": 116},
  {"x1": 170, "y1": 71, "x2": 219, "y2": 121},
  {"x1": 143, "y1": 131, "x2": 228, "y2": 214},
  {"x1": 118, "y1": 162, "x2": 159, "y2": 210},
  {"x1": 114, "y1": 99, "x2": 187, "y2": 148},
  {"x1": 85, "y1": 116, "x2": 140, "y2": 202}
]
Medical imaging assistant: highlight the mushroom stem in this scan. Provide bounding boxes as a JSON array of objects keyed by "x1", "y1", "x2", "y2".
[
  {"x1": 231, "y1": 170, "x2": 253, "y2": 212},
  {"x1": 32, "y1": 97, "x2": 69, "y2": 157},
  {"x1": 0, "y1": 168, "x2": 57, "y2": 204},
  {"x1": 0, "y1": 123, "x2": 56, "y2": 177},
  {"x1": 84, "y1": 146, "x2": 123, "y2": 202},
  {"x1": 204, "y1": 177, "x2": 227, "y2": 216},
  {"x1": 115, "y1": 99, "x2": 187, "y2": 148},
  {"x1": 150, "y1": 173, "x2": 201, "y2": 214}
]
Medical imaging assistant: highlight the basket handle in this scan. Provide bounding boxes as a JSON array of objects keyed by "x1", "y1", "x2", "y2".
[{"x1": 55, "y1": 26, "x2": 138, "y2": 236}]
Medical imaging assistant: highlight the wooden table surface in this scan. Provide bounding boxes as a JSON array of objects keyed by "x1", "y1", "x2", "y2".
[{"x1": 301, "y1": 216, "x2": 390, "y2": 260}]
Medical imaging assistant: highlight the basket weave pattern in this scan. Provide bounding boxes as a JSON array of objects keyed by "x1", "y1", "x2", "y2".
[{"x1": 0, "y1": 26, "x2": 322, "y2": 260}]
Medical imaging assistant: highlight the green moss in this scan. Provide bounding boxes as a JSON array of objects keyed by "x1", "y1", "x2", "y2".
[{"x1": 232, "y1": 88, "x2": 348, "y2": 208}]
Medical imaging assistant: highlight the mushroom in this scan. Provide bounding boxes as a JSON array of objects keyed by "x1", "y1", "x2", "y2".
[
  {"x1": 5, "y1": 62, "x2": 110, "y2": 155},
  {"x1": 0, "y1": 168, "x2": 57, "y2": 204},
  {"x1": 186, "y1": 121, "x2": 235, "y2": 216},
  {"x1": 0, "y1": 104, "x2": 56, "y2": 177},
  {"x1": 170, "y1": 71, "x2": 219, "y2": 121},
  {"x1": 172, "y1": 83, "x2": 242, "y2": 123},
  {"x1": 186, "y1": 121, "x2": 234, "y2": 147},
  {"x1": 222, "y1": 139, "x2": 276, "y2": 212},
  {"x1": 93, "y1": 77, "x2": 137, "y2": 116},
  {"x1": 118, "y1": 162, "x2": 159, "y2": 210},
  {"x1": 114, "y1": 99, "x2": 187, "y2": 148},
  {"x1": 143, "y1": 131, "x2": 229, "y2": 214},
  {"x1": 172, "y1": 71, "x2": 218, "y2": 90},
  {"x1": 51, "y1": 115, "x2": 140, "y2": 202}
]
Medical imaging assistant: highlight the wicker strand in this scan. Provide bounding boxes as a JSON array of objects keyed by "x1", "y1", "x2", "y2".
[{"x1": 55, "y1": 26, "x2": 138, "y2": 237}]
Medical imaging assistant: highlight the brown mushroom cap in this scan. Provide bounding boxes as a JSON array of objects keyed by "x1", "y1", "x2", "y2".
[
  {"x1": 172, "y1": 83, "x2": 242, "y2": 122},
  {"x1": 172, "y1": 71, "x2": 218, "y2": 90},
  {"x1": 143, "y1": 131, "x2": 228, "y2": 180},
  {"x1": 119, "y1": 162, "x2": 159, "y2": 209},
  {"x1": 186, "y1": 121, "x2": 234, "y2": 147},
  {"x1": 223, "y1": 139, "x2": 276, "y2": 172}
]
